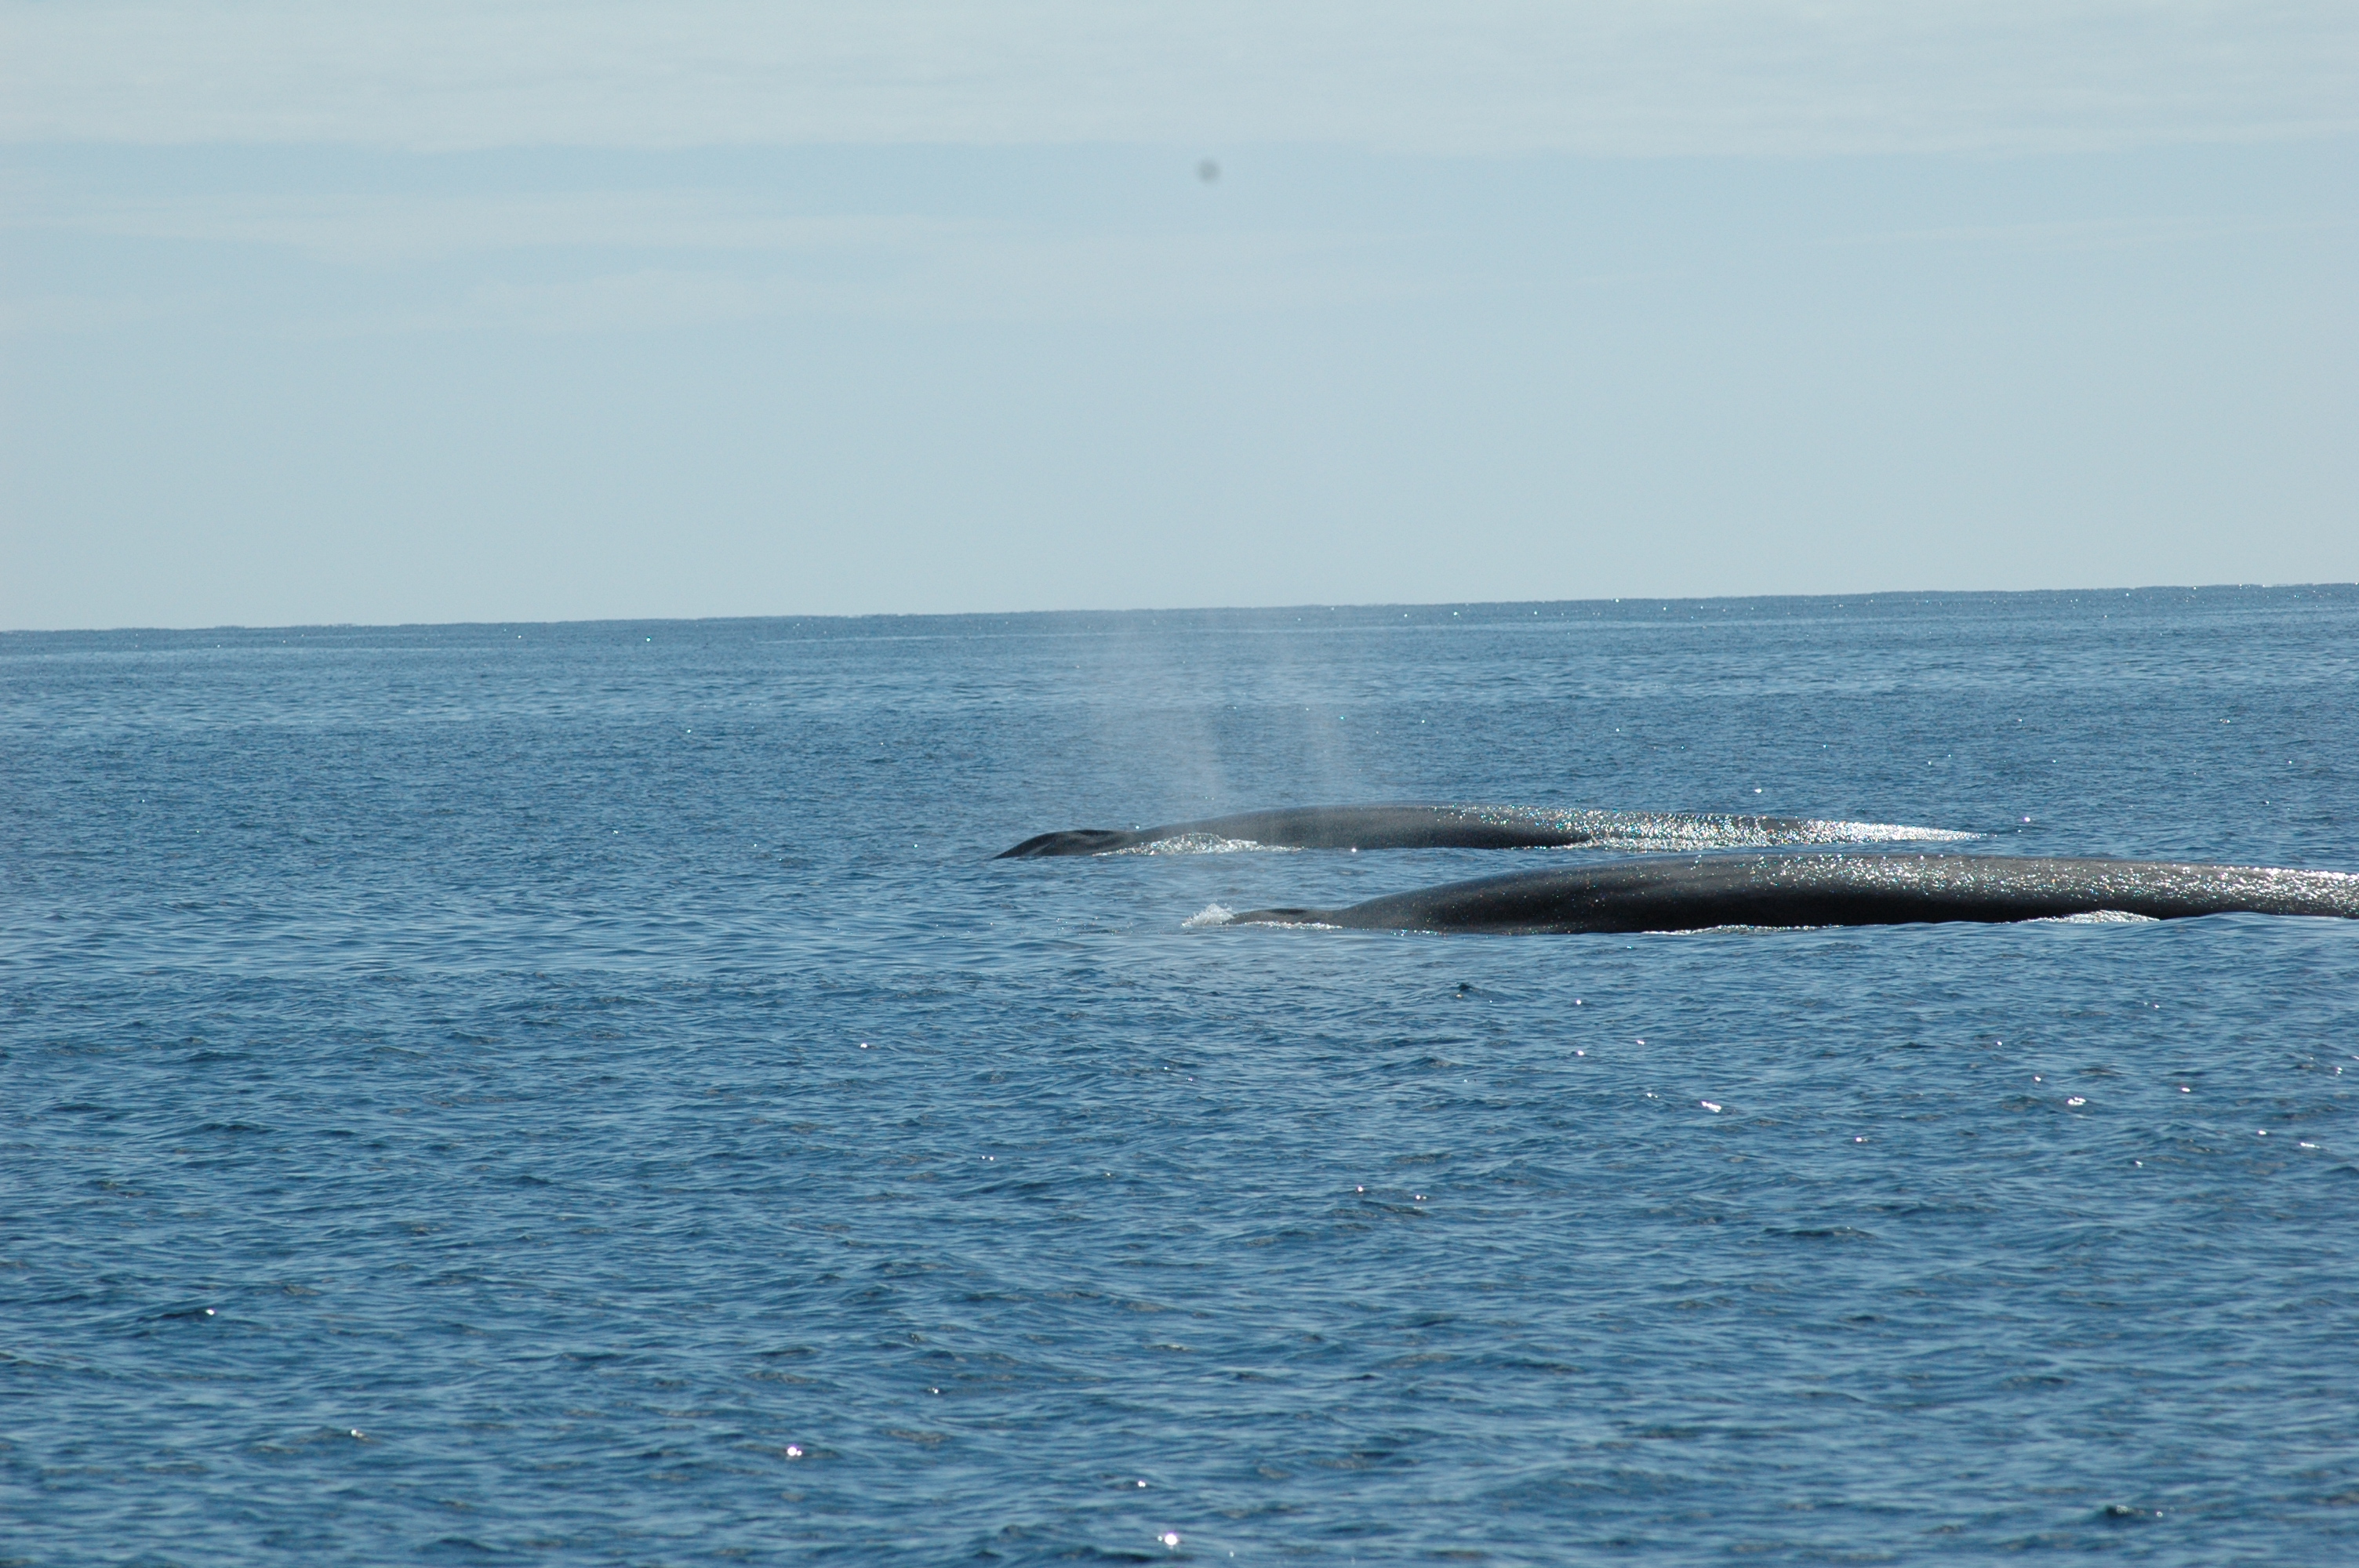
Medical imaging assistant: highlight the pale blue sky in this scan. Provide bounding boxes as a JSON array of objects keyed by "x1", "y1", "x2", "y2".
[{"x1": 3, "y1": 2, "x2": 2354, "y2": 628}]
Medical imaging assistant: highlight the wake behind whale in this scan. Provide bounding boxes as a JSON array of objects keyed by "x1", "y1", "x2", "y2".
[
  {"x1": 996, "y1": 804, "x2": 1975, "y2": 858},
  {"x1": 1215, "y1": 851, "x2": 2359, "y2": 934}
]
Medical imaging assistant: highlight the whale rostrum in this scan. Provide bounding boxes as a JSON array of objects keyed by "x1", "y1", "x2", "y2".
[
  {"x1": 1215, "y1": 852, "x2": 2359, "y2": 933},
  {"x1": 996, "y1": 804, "x2": 1976, "y2": 859}
]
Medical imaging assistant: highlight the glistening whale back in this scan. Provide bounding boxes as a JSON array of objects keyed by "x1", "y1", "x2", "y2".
[
  {"x1": 1219, "y1": 852, "x2": 2359, "y2": 933},
  {"x1": 996, "y1": 804, "x2": 1974, "y2": 858}
]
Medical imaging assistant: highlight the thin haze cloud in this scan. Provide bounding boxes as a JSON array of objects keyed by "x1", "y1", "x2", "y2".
[{"x1": 5, "y1": 1, "x2": 2356, "y2": 155}]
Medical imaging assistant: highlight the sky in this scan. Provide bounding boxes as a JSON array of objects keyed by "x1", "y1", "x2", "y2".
[{"x1": 2, "y1": 2, "x2": 2354, "y2": 629}]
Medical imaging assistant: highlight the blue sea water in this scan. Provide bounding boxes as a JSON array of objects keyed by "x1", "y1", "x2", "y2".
[{"x1": 4, "y1": 588, "x2": 2357, "y2": 1566}]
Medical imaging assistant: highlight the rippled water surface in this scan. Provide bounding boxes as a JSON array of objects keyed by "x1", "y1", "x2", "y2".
[{"x1": 5, "y1": 590, "x2": 2358, "y2": 1565}]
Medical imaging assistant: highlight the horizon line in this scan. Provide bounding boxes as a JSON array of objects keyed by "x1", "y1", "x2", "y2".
[{"x1": 5, "y1": 580, "x2": 2348, "y2": 639}]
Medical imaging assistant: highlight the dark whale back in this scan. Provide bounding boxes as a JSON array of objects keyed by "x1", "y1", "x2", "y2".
[
  {"x1": 997, "y1": 804, "x2": 1972, "y2": 858},
  {"x1": 1223, "y1": 853, "x2": 2359, "y2": 933}
]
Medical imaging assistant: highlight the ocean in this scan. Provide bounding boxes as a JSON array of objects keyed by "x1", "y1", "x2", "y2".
[{"x1": 5, "y1": 587, "x2": 2357, "y2": 1564}]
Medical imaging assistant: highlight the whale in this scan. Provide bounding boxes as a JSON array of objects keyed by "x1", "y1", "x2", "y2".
[
  {"x1": 996, "y1": 804, "x2": 1974, "y2": 858},
  {"x1": 1213, "y1": 851, "x2": 2359, "y2": 933}
]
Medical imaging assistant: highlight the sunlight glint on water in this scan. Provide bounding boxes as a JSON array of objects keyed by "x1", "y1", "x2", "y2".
[{"x1": 2, "y1": 588, "x2": 2357, "y2": 1564}]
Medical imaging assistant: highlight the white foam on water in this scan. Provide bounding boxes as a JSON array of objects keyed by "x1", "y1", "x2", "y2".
[
  {"x1": 1111, "y1": 835, "x2": 1293, "y2": 856},
  {"x1": 1554, "y1": 817, "x2": 1979, "y2": 852},
  {"x1": 1811, "y1": 819, "x2": 1980, "y2": 843},
  {"x1": 1100, "y1": 811, "x2": 1974, "y2": 856},
  {"x1": 2034, "y1": 909, "x2": 2161, "y2": 924},
  {"x1": 1182, "y1": 903, "x2": 1236, "y2": 928}
]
